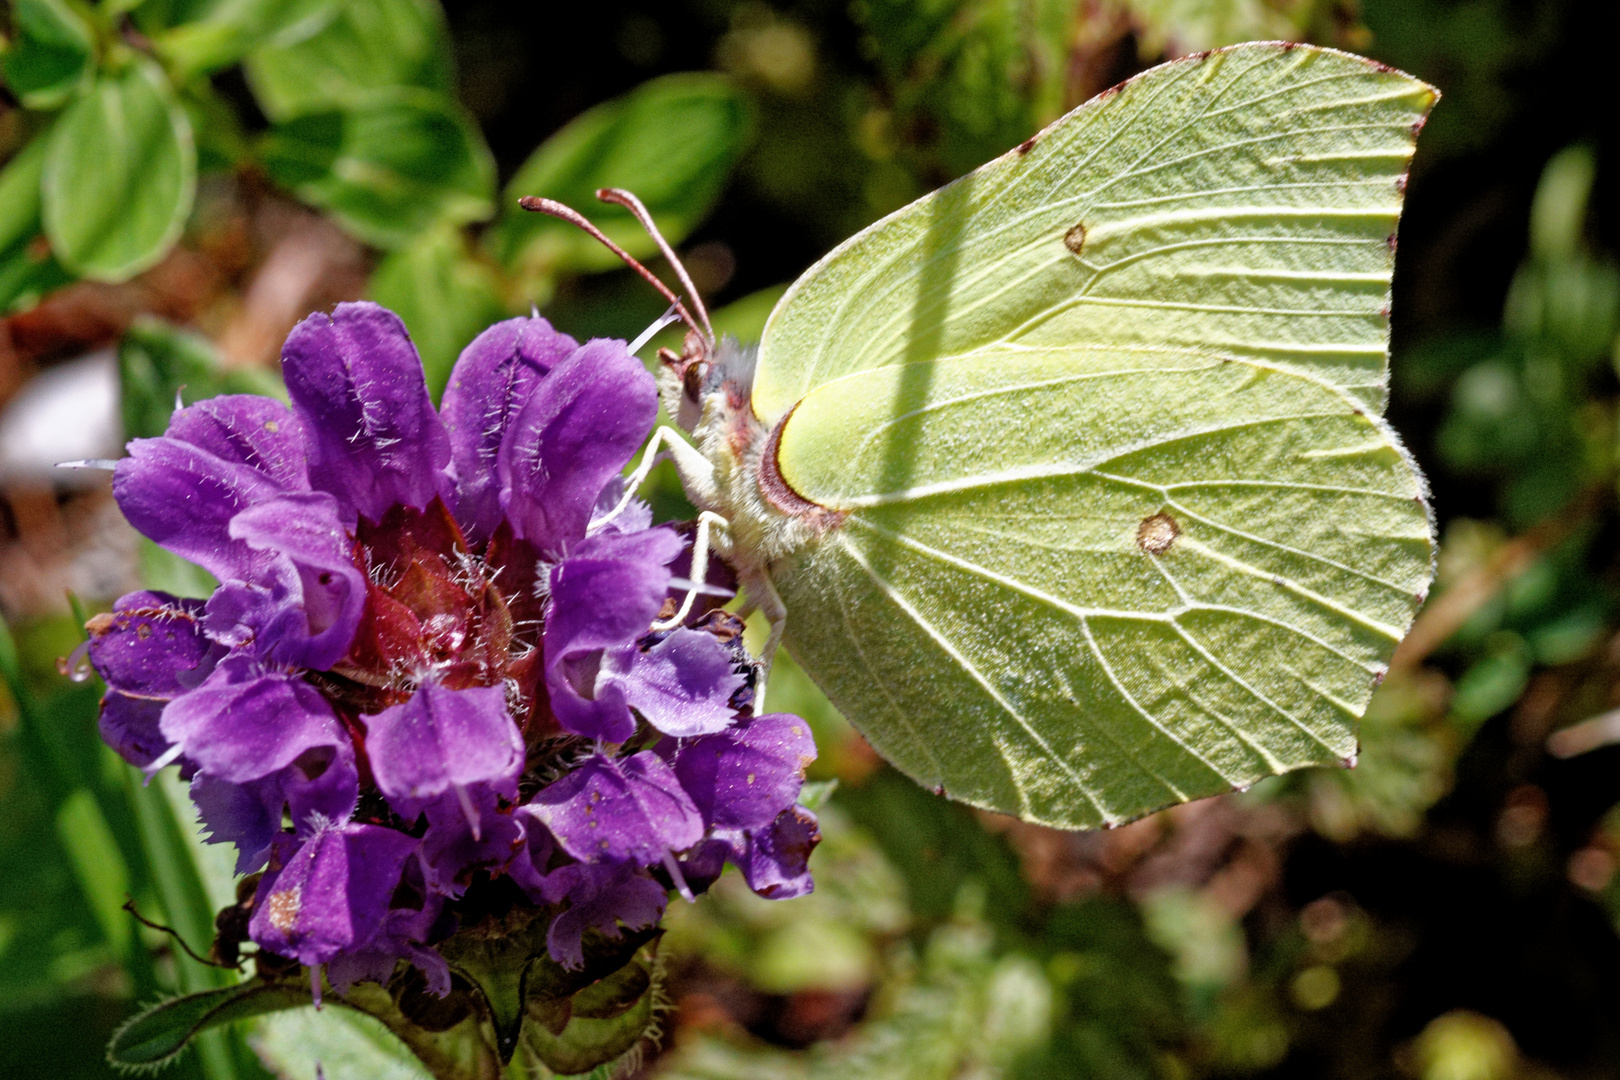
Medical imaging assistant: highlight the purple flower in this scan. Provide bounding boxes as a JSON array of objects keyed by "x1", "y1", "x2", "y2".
[
  {"x1": 88, "y1": 301, "x2": 819, "y2": 1001},
  {"x1": 249, "y1": 819, "x2": 421, "y2": 969}
]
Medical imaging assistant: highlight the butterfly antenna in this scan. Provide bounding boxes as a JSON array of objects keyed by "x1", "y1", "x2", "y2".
[
  {"x1": 596, "y1": 188, "x2": 715, "y2": 345},
  {"x1": 517, "y1": 196, "x2": 705, "y2": 341}
]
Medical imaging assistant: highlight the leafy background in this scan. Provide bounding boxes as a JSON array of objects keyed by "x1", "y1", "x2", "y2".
[{"x1": 2, "y1": 0, "x2": 1619, "y2": 1077}]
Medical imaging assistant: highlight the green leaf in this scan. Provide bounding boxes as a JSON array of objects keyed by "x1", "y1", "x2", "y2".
[
  {"x1": 107, "y1": 981, "x2": 312, "y2": 1069},
  {"x1": 242, "y1": 0, "x2": 452, "y2": 122},
  {"x1": 55, "y1": 788, "x2": 133, "y2": 961},
  {"x1": 42, "y1": 59, "x2": 197, "y2": 282},
  {"x1": 260, "y1": 88, "x2": 494, "y2": 249},
  {"x1": 118, "y1": 316, "x2": 283, "y2": 441},
  {"x1": 0, "y1": 131, "x2": 75, "y2": 312},
  {"x1": 0, "y1": 0, "x2": 95, "y2": 108},
  {"x1": 154, "y1": 0, "x2": 334, "y2": 82},
  {"x1": 367, "y1": 224, "x2": 506, "y2": 399},
  {"x1": 487, "y1": 73, "x2": 754, "y2": 281}
]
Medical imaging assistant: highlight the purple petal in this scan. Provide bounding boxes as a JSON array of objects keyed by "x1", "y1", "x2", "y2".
[
  {"x1": 158, "y1": 655, "x2": 352, "y2": 784},
  {"x1": 497, "y1": 338, "x2": 655, "y2": 557},
  {"x1": 523, "y1": 751, "x2": 703, "y2": 865},
  {"x1": 188, "y1": 740, "x2": 358, "y2": 874},
  {"x1": 99, "y1": 692, "x2": 173, "y2": 770},
  {"x1": 327, "y1": 868, "x2": 449, "y2": 995},
  {"x1": 164, "y1": 395, "x2": 311, "y2": 493},
  {"x1": 734, "y1": 807, "x2": 819, "y2": 900},
  {"x1": 113, "y1": 438, "x2": 285, "y2": 583},
  {"x1": 248, "y1": 821, "x2": 420, "y2": 967},
  {"x1": 441, "y1": 316, "x2": 579, "y2": 543},
  {"x1": 281, "y1": 302, "x2": 450, "y2": 523},
  {"x1": 416, "y1": 785, "x2": 526, "y2": 898},
  {"x1": 227, "y1": 492, "x2": 365, "y2": 669},
  {"x1": 194, "y1": 751, "x2": 364, "y2": 876},
  {"x1": 607, "y1": 628, "x2": 744, "y2": 738},
  {"x1": 663, "y1": 713, "x2": 816, "y2": 831},
  {"x1": 541, "y1": 861, "x2": 667, "y2": 970},
  {"x1": 87, "y1": 592, "x2": 215, "y2": 699},
  {"x1": 543, "y1": 527, "x2": 681, "y2": 742},
  {"x1": 365, "y1": 683, "x2": 523, "y2": 819}
]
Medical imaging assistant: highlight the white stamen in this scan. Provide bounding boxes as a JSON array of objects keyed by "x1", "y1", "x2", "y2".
[
  {"x1": 662, "y1": 849, "x2": 695, "y2": 903},
  {"x1": 455, "y1": 784, "x2": 482, "y2": 842},
  {"x1": 144, "y1": 743, "x2": 185, "y2": 780},
  {"x1": 173, "y1": 385, "x2": 187, "y2": 414},
  {"x1": 57, "y1": 638, "x2": 94, "y2": 682},
  {"x1": 666, "y1": 577, "x2": 735, "y2": 599},
  {"x1": 55, "y1": 459, "x2": 120, "y2": 471}
]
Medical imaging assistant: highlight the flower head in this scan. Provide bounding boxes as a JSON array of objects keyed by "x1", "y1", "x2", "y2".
[{"x1": 90, "y1": 303, "x2": 818, "y2": 1004}]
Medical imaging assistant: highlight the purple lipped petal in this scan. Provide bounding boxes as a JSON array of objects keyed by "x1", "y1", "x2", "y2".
[
  {"x1": 543, "y1": 527, "x2": 682, "y2": 742},
  {"x1": 663, "y1": 713, "x2": 817, "y2": 831},
  {"x1": 187, "y1": 743, "x2": 357, "y2": 873},
  {"x1": 542, "y1": 861, "x2": 667, "y2": 970},
  {"x1": 523, "y1": 751, "x2": 702, "y2": 866},
  {"x1": 365, "y1": 683, "x2": 522, "y2": 820},
  {"x1": 497, "y1": 338, "x2": 655, "y2": 557},
  {"x1": 99, "y1": 692, "x2": 173, "y2": 770},
  {"x1": 441, "y1": 316, "x2": 579, "y2": 543},
  {"x1": 248, "y1": 820, "x2": 420, "y2": 967},
  {"x1": 164, "y1": 395, "x2": 311, "y2": 493},
  {"x1": 606, "y1": 628, "x2": 743, "y2": 739},
  {"x1": 158, "y1": 655, "x2": 351, "y2": 784},
  {"x1": 228, "y1": 491, "x2": 365, "y2": 669},
  {"x1": 281, "y1": 302, "x2": 451, "y2": 523},
  {"x1": 417, "y1": 786, "x2": 526, "y2": 898},
  {"x1": 734, "y1": 807, "x2": 820, "y2": 900},
  {"x1": 191, "y1": 772, "x2": 283, "y2": 874},
  {"x1": 87, "y1": 591, "x2": 215, "y2": 699},
  {"x1": 328, "y1": 869, "x2": 448, "y2": 996},
  {"x1": 113, "y1": 437, "x2": 285, "y2": 583}
]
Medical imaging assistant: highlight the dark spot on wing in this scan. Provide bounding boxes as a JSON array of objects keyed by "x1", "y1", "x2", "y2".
[
  {"x1": 1137, "y1": 513, "x2": 1178, "y2": 555},
  {"x1": 1015, "y1": 135, "x2": 1038, "y2": 155},
  {"x1": 1387, "y1": 233, "x2": 1399, "y2": 256},
  {"x1": 1395, "y1": 173, "x2": 1409, "y2": 195},
  {"x1": 1064, "y1": 223, "x2": 1087, "y2": 256}
]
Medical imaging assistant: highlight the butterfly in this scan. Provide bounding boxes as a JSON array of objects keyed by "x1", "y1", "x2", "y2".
[{"x1": 526, "y1": 41, "x2": 1440, "y2": 830}]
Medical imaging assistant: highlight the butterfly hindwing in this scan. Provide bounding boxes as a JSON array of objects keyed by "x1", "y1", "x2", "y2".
[{"x1": 771, "y1": 346, "x2": 1432, "y2": 827}]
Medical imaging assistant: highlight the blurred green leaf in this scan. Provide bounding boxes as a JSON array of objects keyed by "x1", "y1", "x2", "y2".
[
  {"x1": 243, "y1": 0, "x2": 452, "y2": 122},
  {"x1": 260, "y1": 88, "x2": 495, "y2": 249},
  {"x1": 1126, "y1": 0, "x2": 1305, "y2": 53},
  {"x1": 108, "y1": 981, "x2": 311, "y2": 1070},
  {"x1": 42, "y1": 59, "x2": 196, "y2": 281},
  {"x1": 118, "y1": 316, "x2": 283, "y2": 441},
  {"x1": 154, "y1": 0, "x2": 333, "y2": 82},
  {"x1": 252, "y1": 1004, "x2": 436, "y2": 1080},
  {"x1": 0, "y1": 131, "x2": 75, "y2": 313},
  {"x1": 0, "y1": 0, "x2": 95, "y2": 108},
  {"x1": 368, "y1": 224, "x2": 506, "y2": 399},
  {"x1": 488, "y1": 74, "x2": 754, "y2": 281},
  {"x1": 55, "y1": 788, "x2": 132, "y2": 962},
  {"x1": 834, "y1": 769, "x2": 1027, "y2": 931},
  {"x1": 857, "y1": 0, "x2": 1073, "y2": 176}
]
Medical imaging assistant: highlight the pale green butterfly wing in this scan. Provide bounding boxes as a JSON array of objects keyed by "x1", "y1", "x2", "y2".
[
  {"x1": 751, "y1": 43, "x2": 1438, "y2": 421},
  {"x1": 769, "y1": 347, "x2": 1432, "y2": 828},
  {"x1": 750, "y1": 43, "x2": 1439, "y2": 828}
]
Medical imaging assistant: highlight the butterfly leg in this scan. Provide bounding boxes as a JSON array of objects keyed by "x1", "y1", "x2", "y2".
[
  {"x1": 598, "y1": 426, "x2": 719, "y2": 529},
  {"x1": 652, "y1": 511, "x2": 729, "y2": 631},
  {"x1": 749, "y1": 573, "x2": 788, "y2": 713}
]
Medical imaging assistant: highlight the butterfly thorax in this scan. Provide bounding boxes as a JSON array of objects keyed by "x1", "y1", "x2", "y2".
[{"x1": 660, "y1": 338, "x2": 836, "y2": 583}]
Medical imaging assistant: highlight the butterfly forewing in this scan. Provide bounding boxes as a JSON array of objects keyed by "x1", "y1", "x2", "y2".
[
  {"x1": 752, "y1": 44, "x2": 1438, "y2": 424},
  {"x1": 771, "y1": 346, "x2": 1432, "y2": 827}
]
